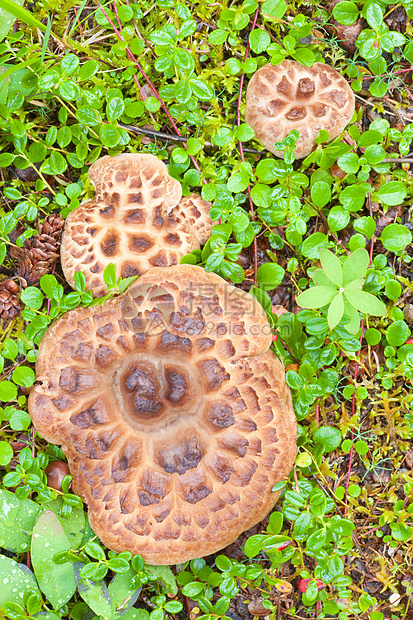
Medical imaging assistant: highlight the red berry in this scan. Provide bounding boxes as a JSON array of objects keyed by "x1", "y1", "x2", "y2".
[{"x1": 298, "y1": 578, "x2": 324, "y2": 593}]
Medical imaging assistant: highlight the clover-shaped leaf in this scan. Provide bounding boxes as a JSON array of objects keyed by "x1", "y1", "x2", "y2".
[{"x1": 296, "y1": 249, "x2": 386, "y2": 332}]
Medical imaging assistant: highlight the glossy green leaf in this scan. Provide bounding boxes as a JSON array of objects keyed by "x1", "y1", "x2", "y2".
[
  {"x1": 249, "y1": 28, "x2": 271, "y2": 53},
  {"x1": 311, "y1": 181, "x2": 331, "y2": 208},
  {"x1": 74, "y1": 563, "x2": 113, "y2": 617},
  {"x1": 257, "y1": 262, "x2": 285, "y2": 291},
  {"x1": 319, "y1": 250, "x2": 343, "y2": 287},
  {"x1": 327, "y1": 206, "x2": 350, "y2": 233},
  {"x1": 0, "y1": 380, "x2": 17, "y2": 401},
  {"x1": 375, "y1": 181, "x2": 407, "y2": 206},
  {"x1": 327, "y1": 292, "x2": 344, "y2": 330},
  {"x1": 190, "y1": 79, "x2": 214, "y2": 100},
  {"x1": 99, "y1": 124, "x2": 120, "y2": 147},
  {"x1": 366, "y1": 3, "x2": 383, "y2": 28},
  {"x1": 301, "y1": 232, "x2": 329, "y2": 259},
  {"x1": 261, "y1": 0, "x2": 286, "y2": 18},
  {"x1": 12, "y1": 366, "x2": 35, "y2": 387},
  {"x1": 332, "y1": 0, "x2": 358, "y2": 24},
  {"x1": 342, "y1": 248, "x2": 369, "y2": 286},
  {"x1": 39, "y1": 497, "x2": 85, "y2": 550},
  {"x1": 353, "y1": 216, "x2": 376, "y2": 239},
  {"x1": 381, "y1": 223, "x2": 412, "y2": 254},
  {"x1": 0, "y1": 490, "x2": 40, "y2": 553},
  {"x1": 31, "y1": 511, "x2": 76, "y2": 608},
  {"x1": 313, "y1": 426, "x2": 341, "y2": 452},
  {"x1": 386, "y1": 320, "x2": 410, "y2": 347},
  {"x1": 146, "y1": 565, "x2": 178, "y2": 595},
  {"x1": 0, "y1": 555, "x2": 39, "y2": 606},
  {"x1": 108, "y1": 568, "x2": 142, "y2": 614},
  {"x1": 0, "y1": 441, "x2": 14, "y2": 465},
  {"x1": 344, "y1": 290, "x2": 386, "y2": 316},
  {"x1": 337, "y1": 152, "x2": 359, "y2": 173},
  {"x1": 296, "y1": 286, "x2": 337, "y2": 309}
]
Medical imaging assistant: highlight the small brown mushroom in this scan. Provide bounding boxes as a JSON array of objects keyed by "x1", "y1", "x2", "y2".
[
  {"x1": 60, "y1": 154, "x2": 213, "y2": 297},
  {"x1": 29, "y1": 265, "x2": 297, "y2": 565},
  {"x1": 248, "y1": 597, "x2": 271, "y2": 616},
  {"x1": 245, "y1": 60, "x2": 355, "y2": 159},
  {"x1": 45, "y1": 461, "x2": 70, "y2": 491}
]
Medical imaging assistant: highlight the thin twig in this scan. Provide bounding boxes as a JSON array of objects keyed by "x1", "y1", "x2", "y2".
[
  {"x1": 119, "y1": 124, "x2": 262, "y2": 153},
  {"x1": 382, "y1": 157, "x2": 413, "y2": 163},
  {"x1": 354, "y1": 93, "x2": 397, "y2": 116}
]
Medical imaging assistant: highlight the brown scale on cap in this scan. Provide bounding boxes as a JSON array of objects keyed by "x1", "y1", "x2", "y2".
[
  {"x1": 245, "y1": 60, "x2": 355, "y2": 159},
  {"x1": 28, "y1": 265, "x2": 297, "y2": 565},
  {"x1": 61, "y1": 154, "x2": 213, "y2": 297}
]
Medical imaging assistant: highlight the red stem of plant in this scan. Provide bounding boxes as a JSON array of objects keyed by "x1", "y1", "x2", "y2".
[
  {"x1": 343, "y1": 362, "x2": 358, "y2": 517},
  {"x1": 112, "y1": 2, "x2": 145, "y2": 100},
  {"x1": 344, "y1": 226, "x2": 375, "y2": 515},
  {"x1": 99, "y1": 2, "x2": 203, "y2": 179},
  {"x1": 360, "y1": 525, "x2": 380, "y2": 537},
  {"x1": 358, "y1": 66, "x2": 413, "y2": 82},
  {"x1": 237, "y1": 6, "x2": 260, "y2": 285}
]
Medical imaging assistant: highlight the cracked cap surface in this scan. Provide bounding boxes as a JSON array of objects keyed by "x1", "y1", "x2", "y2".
[
  {"x1": 61, "y1": 153, "x2": 213, "y2": 297},
  {"x1": 245, "y1": 60, "x2": 355, "y2": 158},
  {"x1": 29, "y1": 265, "x2": 297, "y2": 564}
]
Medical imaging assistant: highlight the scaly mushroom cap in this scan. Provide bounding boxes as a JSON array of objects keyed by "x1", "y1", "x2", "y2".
[
  {"x1": 61, "y1": 154, "x2": 213, "y2": 297},
  {"x1": 29, "y1": 265, "x2": 297, "y2": 565},
  {"x1": 245, "y1": 60, "x2": 355, "y2": 158}
]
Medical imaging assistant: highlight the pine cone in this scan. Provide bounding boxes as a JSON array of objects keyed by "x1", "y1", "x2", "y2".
[
  {"x1": 11, "y1": 214, "x2": 64, "y2": 285},
  {"x1": 0, "y1": 279, "x2": 21, "y2": 322}
]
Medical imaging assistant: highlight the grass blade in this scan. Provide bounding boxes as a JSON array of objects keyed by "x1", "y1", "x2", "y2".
[
  {"x1": 41, "y1": 15, "x2": 52, "y2": 65},
  {"x1": 0, "y1": 0, "x2": 46, "y2": 30},
  {"x1": 68, "y1": 0, "x2": 88, "y2": 36}
]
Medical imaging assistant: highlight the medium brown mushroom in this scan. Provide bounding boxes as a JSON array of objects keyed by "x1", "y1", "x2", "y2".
[
  {"x1": 245, "y1": 60, "x2": 355, "y2": 158},
  {"x1": 61, "y1": 154, "x2": 213, "y2": 297},
  {"x1": 29, "y1": 265, "x2": 297, "y2": 564}
]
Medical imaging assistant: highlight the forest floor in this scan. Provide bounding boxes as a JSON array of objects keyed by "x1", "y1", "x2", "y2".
[{"x1": 0, "y1": 0, "x2": 413, "y2": 619}]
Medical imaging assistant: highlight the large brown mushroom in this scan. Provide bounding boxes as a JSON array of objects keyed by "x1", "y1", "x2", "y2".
[
  {"x1": 29, "y1": 265, "x2": 297, "y2": 565},
  {"x1": 61, "y1": 154, "x2": 213, "y2": 297},
  {"x1": 245, "y1": 60, "x2": 355, "y2": 158}
]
